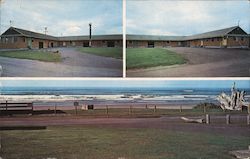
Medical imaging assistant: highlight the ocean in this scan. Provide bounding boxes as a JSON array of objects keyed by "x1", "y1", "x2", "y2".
[{"x1": 1, "y1": 87, "x2": 250, "y2": 106}]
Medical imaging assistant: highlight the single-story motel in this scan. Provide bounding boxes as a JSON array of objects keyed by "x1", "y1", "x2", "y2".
[
  {"x1": 0, "y1": 27, "x2": 123, "y2": 49},
  {"x1": 0, "y1": 26, "x2": 249, "y2": 49},
  {"x1": 126, "y1": 26, "x2": 250, "y2": 49}
]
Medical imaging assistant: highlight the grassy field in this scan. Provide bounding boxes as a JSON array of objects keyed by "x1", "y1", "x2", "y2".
[
  {"x1": 78, "y1": 47, "x2": 122, "y2": 59},
  {"x1": 126, "y1": 48, "x2": 186, "y2": 69},
  {"x1": 33, "y1": 107, "x2": 247, "y2": 118},
  {"x1": 1, "y1": 126, "x2": 249, "y2": 159},
  {"x1": 0, "y1": 50, "x2": 61, "y2": 62}
]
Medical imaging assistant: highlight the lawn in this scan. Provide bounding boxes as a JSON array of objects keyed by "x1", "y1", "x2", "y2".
[
  {"x1": 1, "y1": 126, "x2": 249, "y2": 159},
  {"x1": 78, "y1": 47, "x2": 122, "y2": 59},
  {"x1": 0, "y1": 50, "x2": 61, "y2": 62},
  {"x1": 126, "y1": 48, "x2": 186, "y2": 69}
]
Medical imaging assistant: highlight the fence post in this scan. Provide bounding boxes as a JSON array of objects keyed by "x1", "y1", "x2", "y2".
[
  {"x1": 154, "y1": 105, "x2": 156, "y2": 113},
  {"x1": 180, "y1": 105, "x2": 182, "y2": 113},
  {"x1": 248, "y1": 104, "x2": 250, "y2": 114},
  {"x1": 54, "y1": 104, "x2": 57, "y2": 115},
  {"x1": 206, "y1": 114, "x2": 210, "y2": 124},
  {"x1": 129, "y1": 105, "x2": 132, "y2": 115},
  {"x1": 106, "y1": 105, "x2": 109, "y2": 117},
  {"x1": 5, "y1": 100, "x2": 7, "y2": 111},
  {"x1": 247, "y1": 115, "x2": 250, "y2": 125},
  {"x1": 226, "y1": 114, "x2": 230, "y2": 125},
  {"x1": 203, "y1": 104, "x2": 206, "y2": 113}
]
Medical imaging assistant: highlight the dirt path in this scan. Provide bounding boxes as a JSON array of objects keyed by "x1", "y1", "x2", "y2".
[
  {"x1": 0, "y1": 48, "x2": 122, "y2": 77},
  {"x1": 127, "y1": 48, "x2": 250, "y2": 77}
]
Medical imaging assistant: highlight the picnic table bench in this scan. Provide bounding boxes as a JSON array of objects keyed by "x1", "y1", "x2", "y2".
[{"x1": 0, "y1": 101, "x2": 33, "y2": 115}]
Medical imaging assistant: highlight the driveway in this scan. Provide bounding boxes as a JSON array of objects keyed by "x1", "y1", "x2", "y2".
[
  {"x1": 127, "y1": 47, "x2": 250, "y2": 77},
  {"x1": 0, "y1": 47, "x2": 122, "y2": 77}
]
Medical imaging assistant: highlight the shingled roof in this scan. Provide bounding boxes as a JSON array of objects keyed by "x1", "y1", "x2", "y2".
[
  {"x1": 127, "y1": 26, "x2": 248, "y2": 41},
  {"x1": 1, "y1": 27, "x2": 122, "y2": 41},
  {"x1": 1, "y1": 26, "x2": 248, "y2": 42},
  {"x1": 186, "y1": 26, "x2": 245, "y2": 40},
  {"x1": 1, "y1": 27, "x2": 58, "y2": 40},
  {"x1": 58, "y1": 34, "x2": 122, "y2": 41},
  {"x1": 126, "y1": 34, "x2": 186, "y2": 41}
]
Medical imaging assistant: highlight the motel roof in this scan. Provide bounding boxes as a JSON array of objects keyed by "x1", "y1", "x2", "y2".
[
  {"x1": 186, "y1": 26, "x2": 246, "y2": 40},
  {"x1": 1, "y1": 27, "x2": 122, "y2": 41},
  {"x1": 1, "y1": 26, "x2": 249, "y2": 42},
  {"x1": 126, "y1": 34, "x2": 186, "y2": 41},
  {"x1": 126, "y1": 26, "x2": 249, "y2": 41},
  {"x1": 58, "y1": 35, "x2": 122, "y2": 41},
  {"x1": 1, "y1": 27, "x2": 58, "y2": 40}
]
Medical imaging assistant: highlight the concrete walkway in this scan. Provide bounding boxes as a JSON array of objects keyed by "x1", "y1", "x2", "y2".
[{"x1": 0, "y1": 47, "x2": 122, "y2": 77}]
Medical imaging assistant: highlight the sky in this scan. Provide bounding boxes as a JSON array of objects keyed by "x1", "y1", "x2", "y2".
[
  {"x1": 0, "y1": 0, "x2": 122, "y2": 36},
  {"x1": 0, "y1": 79, "x2": 249, "y2": 89},
  {"x1": 127, "y1": 0, "x2": 250, "y2": 35}
]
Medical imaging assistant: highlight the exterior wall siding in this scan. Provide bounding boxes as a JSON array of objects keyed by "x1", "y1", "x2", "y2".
[
  {"x1": 227, "y1": 36, "x2": 249, "y2": 48},
  {"x1": 0, "y1": 36, "x2": 27, "y2": 49}
]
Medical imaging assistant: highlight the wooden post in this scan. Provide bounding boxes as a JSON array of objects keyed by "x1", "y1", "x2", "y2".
[
  {"x1": 129, "y1": 105, "x2": 132, "y2": 115},
  {"x1": 226, "y1": 114, "x2": 230, "y2": 125},
  {"x1": 5, "y1": 100, "x2": 7, "y2": 111},
  {"x1": 75, "y1": 106, "x2": 78, "y2": 115},
  {"x1": 145, "y1": 104, "x2": 148, "y2": 109},
  {"x1": 54, "y1": 104, "x2": 57, "y2": 115},
  {"x1": 106, "y1": 105, "x2": 109, "y2": 117},
  {"x1": 154, "y1": 105, "x2": 156, "y2": 113},
  {"x1": 248, "y1": 104, "x2": 250, "y2": 114},
  {"x1": 206, "y1": 114, "x2": 210, "y2": 124},
  {"x1": 247, "y1": 115, "x2": 250, "y2": 125},
  {"x1": 203, "y1": 104, "x2": 206, "y2": 113},
  {"x1": 180, "y1": 105, "x2": 182, "y2": 112}
]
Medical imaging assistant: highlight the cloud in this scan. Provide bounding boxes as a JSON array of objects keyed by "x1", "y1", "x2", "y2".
[
  {"x1": 0, "y1": 0, "x2": 122, "y2": 35},
  {"x1": 127, "y1": 0, "x2": 250, "y2": 35}
]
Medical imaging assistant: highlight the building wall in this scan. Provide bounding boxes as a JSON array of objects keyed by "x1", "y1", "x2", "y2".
[
  {"x1": 203, "y1": 37, "x2": 223, "y2": 47},
  {"x1": 0, "y1": 36, "x2": 60, "y2": 49},
  {"x1": 227, "y1": 36, "x2": 249, "y2": 48},
  {"x1": 0, "y1": 36, "x2": 27, "y2": 49},
  {"x1": 127, "y1": 40, "x2": 184, "y2": 48},
  {"x1": 58, "y1": 40, "x2": 122, "y2": 48}
]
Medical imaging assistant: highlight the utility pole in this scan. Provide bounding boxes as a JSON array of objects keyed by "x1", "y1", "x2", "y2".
[
  {"x1": 9, "y1": 20, "x2": 13, "y2": 27},
  {"x1": 89, "y1": 23, "x2": 92, "y2": 47},
  {"x1": 44, "y1": 27, "x2": 48, "y2": 35}
]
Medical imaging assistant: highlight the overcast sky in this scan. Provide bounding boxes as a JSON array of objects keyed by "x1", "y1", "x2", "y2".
[
  {"x1": 0, "y1": 79, "x2": 249, "y2": 89},
  {"x1": 0, "y1": 0, "x2": 122, "y2": 36},
  {"x1": 127, "y1": 0, "x2": 250, "y2": 35}
]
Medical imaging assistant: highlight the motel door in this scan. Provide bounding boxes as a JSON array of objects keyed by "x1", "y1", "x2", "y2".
[
  {"x1": 222, "y1": 38, "x2": 227, "y2": 47},
  {"x1": 27, "y1": 38, "x2": 32, "y2": 48},
  {"x1": 200, "y1": 40, "x2": 203, "y2": 47}
]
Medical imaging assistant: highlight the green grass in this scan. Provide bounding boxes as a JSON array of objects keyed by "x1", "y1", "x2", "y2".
[
  {"x1": 78, "y1": 47, "x2": 122, "y2": 59},
  {"x1": 1, "y1": 126, "x2": 249, "y2": 159},
  {"x1": 126, "y1": 48, "x2": 186, "y2": 69},
  {"x1": 62, "y1": 108, "x2": 248, "y2": 118},
  {"x1": 0, "y1": 50, "x2": 61, "y2": 62}
]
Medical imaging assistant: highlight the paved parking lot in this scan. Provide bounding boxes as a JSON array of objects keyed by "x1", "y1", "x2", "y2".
[
  {"x1": 127, "y1": 47, "x2": 250, "y2": 77},
  {"x1": 0, "y1": 48, "x2": 122, "y2": 77}
]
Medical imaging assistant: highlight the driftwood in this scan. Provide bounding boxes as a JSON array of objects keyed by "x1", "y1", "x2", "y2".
[
  {"x1": 229, "y1": 146, "x2": 250, "y2": 159},
  {"x1": 217, "y1": 82, "x2": 248, "y2": 111},
  {"x1": 181, "y1": 117, "x2": 204, "y2": 123}
]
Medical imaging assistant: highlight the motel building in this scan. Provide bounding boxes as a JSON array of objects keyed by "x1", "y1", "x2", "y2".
[
  {"x1": 0, "y1": 27, "x2": 122, "y2": 49},
  {"x1": 126, "y1": 26, "x2": 250, "y2": 49}
]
